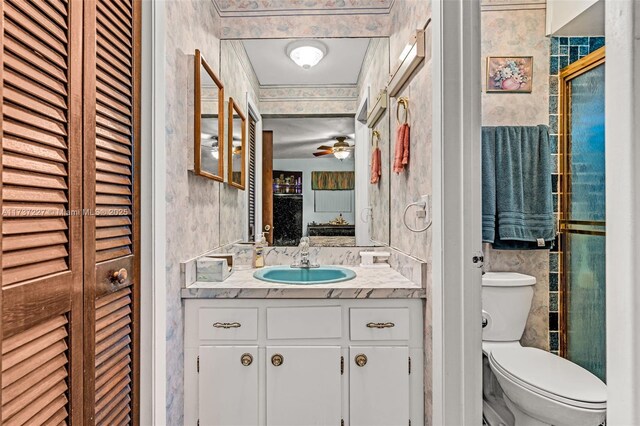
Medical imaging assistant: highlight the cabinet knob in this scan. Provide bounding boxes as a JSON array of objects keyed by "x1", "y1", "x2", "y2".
[
  {"x1": 111, "y1": 268, "x2": 128, "y2": 284},
  {"x1": 241, "y1": 353, "x2": 253, "y2": 366},
  {"x1": 355, "y1": 354, "x2": 368, "y2": 367},
  {"x1": 271, "y1": 354, "x2": 284, "y2": 367}
]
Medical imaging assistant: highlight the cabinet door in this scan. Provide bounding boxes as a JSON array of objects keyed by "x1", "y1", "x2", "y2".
[
  {"x1": 266, "y1": 346, "x2": 342, "y2": 426},
  {"x1": 199, "y1": 346, "x2": 259, "y2": 426},
  {"x1": 350, "y1": 346, "x2": 409, "y2": 426}
]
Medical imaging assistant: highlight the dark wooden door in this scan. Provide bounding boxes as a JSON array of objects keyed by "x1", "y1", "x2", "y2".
[
  {"x1": 262, "y1": 131, "x2": 274, "y2": 245},
  {"x1": 83, "y1": 0, "x2": 141, "y2": 424},
  {"x1": 1, "y1": 0, "x2": 84, "y2": 423}
]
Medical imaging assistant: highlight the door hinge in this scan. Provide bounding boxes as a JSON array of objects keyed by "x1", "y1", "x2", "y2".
[
  {"x1": 197, "y1": 420, "x2": 200, "y2": 426},
  {"x1": 340, "y1": 356, "x2": 344, "y2": 375},
  {"x1": 197, "y1": 356, "x2": 200, "y2": 373},
  {"x1": 408, "y1": 356, "x2": 411, "y2": 374},
  {"x1": 408, "y1": 420, "x2": 411, "y2": 426},
  {"x1": 341, "y1": 419, "x2": 344, "y2": 426}
]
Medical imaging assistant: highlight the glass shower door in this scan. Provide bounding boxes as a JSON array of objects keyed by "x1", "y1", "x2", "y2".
[{"x1": 559, "y1": 49, "x2": 606, "y2": 382}]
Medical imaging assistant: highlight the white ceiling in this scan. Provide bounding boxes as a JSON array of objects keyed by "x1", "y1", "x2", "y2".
[
  {"x1": 242, "y1": 38, "x2": 371, "y2": 86},
  {"x1": 263, "y1": 116, "x2": 355, "y2": 160}
]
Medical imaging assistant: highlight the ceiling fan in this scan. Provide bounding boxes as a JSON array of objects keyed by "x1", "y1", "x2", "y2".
[{"x1": 313, "y1": 136, "x2": 354, "y2": 160}]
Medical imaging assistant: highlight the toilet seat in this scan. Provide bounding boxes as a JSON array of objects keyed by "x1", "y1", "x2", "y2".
[{"x1": 489, "y1": 347, "x2": 606, "y2": 410}]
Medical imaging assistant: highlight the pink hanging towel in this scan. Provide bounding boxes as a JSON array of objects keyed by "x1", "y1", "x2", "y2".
[
  {"x1": 370, "y1": 147, "x2": 381, "y2": 184},
  {"x1": 393, "y1": 123, "x2": 410, "y2": 174}
]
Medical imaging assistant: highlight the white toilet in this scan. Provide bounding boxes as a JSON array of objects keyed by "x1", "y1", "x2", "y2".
[{"x1": 482, "y1": 272, "x2": 606, "y2": 426}]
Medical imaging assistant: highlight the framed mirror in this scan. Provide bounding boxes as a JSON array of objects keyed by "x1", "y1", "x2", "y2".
[
  {"x1": 227, "y1": 97, "x2": 246, "y2": 190},
  {"x1": 194, "y1": 49, "x2": 224, "y2": 181}
]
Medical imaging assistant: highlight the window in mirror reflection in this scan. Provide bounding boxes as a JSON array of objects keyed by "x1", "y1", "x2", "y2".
[
  {"x1": 228, "y1": 97, "x2": 246, "y2": 190},
  {"x1": 194, "y1": 49, "x2": 224, "y2": 181}
]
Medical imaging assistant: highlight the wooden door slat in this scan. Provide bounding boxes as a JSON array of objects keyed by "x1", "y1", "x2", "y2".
[
  {"x1": 95, "y1": 354, "x2": 130, "y2": 390},
  {"x1": 3, "y1": 169, "x2": 68, "y2": 191},
  {"x1": 97, "y1": 59, "x2": 133, "y2": 91},
  {"x1": 96, "y1": 303, "x2": 131, "y2": 331},
  {"x1": 44, "y1": 0, "x2": 68, "y2": 18},
  {"x1": 2, "y1": 365, "x2": 67, "y2": 419},
  {"x1": 97, "y1": 92, "x2": 131, "y2": 117},
  {"x1": 96, "y1": 43, "x2": 132, "y2": 78},
  {"x1": 2, "y1": 353, "x2": 67, "y2": 405},
  {"x1": 29, "y1": 0, "x2": 68, "y2": 29},
  {"x1": 96, "y1": 387, "x2": 131, "y2": 424},
  {"x1": 96, "y1": 147, "x2": 132, "y2": 167},
  {"x1": 4, "y1": 4, "x2": 67, "y2": 56},
  {"x1": 96, "y1": 183, "x2": 132, "y2": 196},
  {"x1": 96, "y1": 8, "x2": 132, "y2": 47},
  {"x1": 98, "y1": 0, "x2": 132, "y2": 30},
  {"x1": 3, "y1": 185, "x2": 68, "y2": 203},
  {"x1": 3, "y1": 20, "x2": 67, "y2": 69},
  {"x1": 95, "y1": 363, "x2": 131, "y2": 403},
  {"x1": 4, "y1": 53, "x2": 68, "y2": 97},
  {"x1": 3, "y1": 151, "x2": 67, "y2": 178},
  {"x1": 96, "y1": 136, "x2": 132, "y2": 156},
  {"x1": 3, "y1": 40, "x2": 67, "y2": 85},
  {"x1": 2, "y1": 258, "x2": 68, "y2": 286},
  {"x1": 96, "y1": 246, "x2": 132, "y2": 263},
  {"x1": 2, "y1": 244, "x2": 68, "y2": 270},
  {"x1": 2, "y1": 202, "x2": 66, "y2": 218},
  {"x1": 2, "y1": 315, "x2": 67, "y2": 354},
  {"x1": 4, "y1": 67, "x2": 67, "y2": 108},
  {"x1": 96, "y1": 287, "x2": 131, "y2": 310},
  {"x1": 2, "y1": 136, "x2": 67, "y2": 163},
  {"x1": 2, "y1": 121, "x2": 67, "y2": 150},
  {"x1": 95, "y1": 226, "x2": 131, "y2": 241},
  {"x1": 3, "y1": 104, "x2": 67, "y2": 137},
  {"x1": 97, "y1": 113, "x2": 132, "y2": 138},
  {"x1": 8, "y1": 0, "x2": 68, "y2": 43},
  {"x1": 96, "y1": 216, "x2": 131, "y2": 228},
  {"x1": 2, "y1": 217, "x2": 68, "y2": 235},
  {"x1": 95, "y1": 236, "x2": 132, "y2": 252},
  {"x1": 97, "y1": 80, "x2": 132, "y2": 108},
  {"x1": 3, "y1": 231, "x2": 68, "y2": 252},
  {"x1": 95, "y1": 334, "x2": 131, "y2": 368},
  {"x1": 3, "y1": 382, "x2": 68, "y2": 426},
  {"x1": 96, "y1": 160, "x2": 131, "y2": 176},
  {"x1": 95, "y1": 171, "x2": 131, "y2": 186},
  {"x1": 3, "y1": 86, "x2": 66, "y2": 123},
  {"x1": 2, "y1": 338, "x2": 67, "y2": 386}
]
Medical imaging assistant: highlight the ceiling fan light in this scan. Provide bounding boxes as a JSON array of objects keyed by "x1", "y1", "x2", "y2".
[
  {"x1": 334, "y1": 150, "x2": 350, "y2": 160},
  {"x1": 286, "y1": 40, "x2": 327, "y2": 69}
]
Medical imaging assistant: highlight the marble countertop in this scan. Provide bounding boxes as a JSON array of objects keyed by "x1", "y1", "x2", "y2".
[{"x1": 181, "y1": 265, "x2": 426, "y2": 299}]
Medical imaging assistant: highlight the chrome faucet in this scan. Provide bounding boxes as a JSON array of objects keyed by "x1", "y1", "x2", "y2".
[{"x1": 292, "y1": 237, "x2": 319, "y2": 268}]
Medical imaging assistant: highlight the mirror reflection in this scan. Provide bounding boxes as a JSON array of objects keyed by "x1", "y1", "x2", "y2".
[
  {"x1": 194, "y1": 49, "x2": 224, "y2": 181},
  {"x1": 220, "y1": 37, "x2": 390, "y2": 247},
  {"x1": 228, "y1": 98, "x2": 246, "y2": 189}
]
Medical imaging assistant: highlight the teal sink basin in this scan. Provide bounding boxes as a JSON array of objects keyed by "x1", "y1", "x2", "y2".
[{"x1": 253, "y1": 266, "x2": 356, "y2": 285}]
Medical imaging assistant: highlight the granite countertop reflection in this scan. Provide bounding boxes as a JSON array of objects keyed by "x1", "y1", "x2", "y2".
[{"x1": 181, "y1": 265, "x2": 426, "y2": 299}]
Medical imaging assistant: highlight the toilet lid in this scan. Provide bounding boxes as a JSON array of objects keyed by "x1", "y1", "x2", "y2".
[{"x1": 490, "y1": 347, "x2": 606, "y2": 404}]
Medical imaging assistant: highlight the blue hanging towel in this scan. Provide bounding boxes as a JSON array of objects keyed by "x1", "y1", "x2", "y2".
[{"x1": 482, "y1": 125, "x2": 555, "y2": 249}]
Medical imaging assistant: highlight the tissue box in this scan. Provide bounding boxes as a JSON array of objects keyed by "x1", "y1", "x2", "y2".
[{"x1": 196, "y1": 255, "x2": 233, "y2": 282}]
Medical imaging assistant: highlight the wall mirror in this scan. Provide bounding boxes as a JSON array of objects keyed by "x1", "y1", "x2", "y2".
[
  {"x1": 219, "y1": 37, "x2": 390, "y2": 247},
  {"x1": 227, "y1": 97, "x2": 246, "y2": 190},
  {"x1": 194, "y1": 49, "x2": 224, "y2": 181}
]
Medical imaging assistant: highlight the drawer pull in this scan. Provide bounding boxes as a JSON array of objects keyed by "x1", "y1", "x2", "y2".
[
  {"x1": 355, "y1": 354, "x2": 368, "y2": 367},
  {"x1": 366, "y1": 322, "x2": 395, "y2": 329},
  {"x1": 271, "y1": 354, "x2": 284, "y2": 367},
  {"x1": 212, "y1": 322, "x2": 241, "y2": 329},
  {"x1": 240, "y1": 353, "x2": 253, "y2": 366}
]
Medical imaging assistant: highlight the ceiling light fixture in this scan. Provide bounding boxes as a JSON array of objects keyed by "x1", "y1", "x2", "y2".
[
  {"x1": 286, "y1": 40, "x2": 327, "y2": 70},
  {"x1": 333, "y1": 149, "x2": 350, "y2": 160}
]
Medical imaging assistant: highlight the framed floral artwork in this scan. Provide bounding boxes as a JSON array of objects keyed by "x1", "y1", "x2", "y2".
[{"x1": 486, "y1": 56, "x2": 533, "y2": 93}]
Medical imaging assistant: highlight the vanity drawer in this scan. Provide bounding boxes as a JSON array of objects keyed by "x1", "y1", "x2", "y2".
[
  {"x1": 267, "y1": 306, "x2": 342, "y2": 339},
  {"x1": 349, "y1": 308, "x2": 410, "y2": 341},
  {"x1": 198, "y1": 308, "x2": 258, "y2": 340}
]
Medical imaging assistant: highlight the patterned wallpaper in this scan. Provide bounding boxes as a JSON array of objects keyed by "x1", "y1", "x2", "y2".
[
  {"x1": 481, "y1": 6, "x2": 551, "y2": 352},
  {"x1": 259, "y1": 85, "x2": 359, "y2": 115},
  {"x1": 213, "y1": 0, "x2": 394, "y2": 16}
]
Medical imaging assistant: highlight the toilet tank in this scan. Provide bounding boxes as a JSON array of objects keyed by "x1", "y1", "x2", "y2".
[{"x1": 482, "y1": 272, "x2": 536, "y2": 342}]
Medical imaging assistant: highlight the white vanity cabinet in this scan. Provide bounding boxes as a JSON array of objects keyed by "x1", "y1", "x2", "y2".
[{"x1": 184, "y1": 299, "x2": 424, "y2": 426}]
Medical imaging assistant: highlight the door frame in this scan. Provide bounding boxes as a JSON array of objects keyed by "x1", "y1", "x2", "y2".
[
  {"x1": 140, "y1": 0, "x2": 167, "y2": 424},
  {"x1": 355, "y1": 93, "x2": 372, "y2": 246},
  {"x1": 604, "y1": 1, "x2": 640, "y2": 423},
  {"x1": 431, "y1": 0, "x2": 483, "y2": 424}
]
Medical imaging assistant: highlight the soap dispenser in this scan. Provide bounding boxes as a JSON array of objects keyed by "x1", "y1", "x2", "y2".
[{"x1": 252, "y1": 232, "x2": 268, "y2": 268}]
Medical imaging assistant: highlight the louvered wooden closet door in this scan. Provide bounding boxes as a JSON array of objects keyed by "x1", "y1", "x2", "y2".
[
  {"x1": 1, "y1": 0, "x2": 83, "y2": 424},
  {"x1": 83, "y1": 0, "x2": 141, "y2": 424}
]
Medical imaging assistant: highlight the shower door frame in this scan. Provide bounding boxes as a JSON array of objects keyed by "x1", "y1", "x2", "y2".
[{"x1": 558, "y1": 47, "x2": 606, "y2": 357}]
